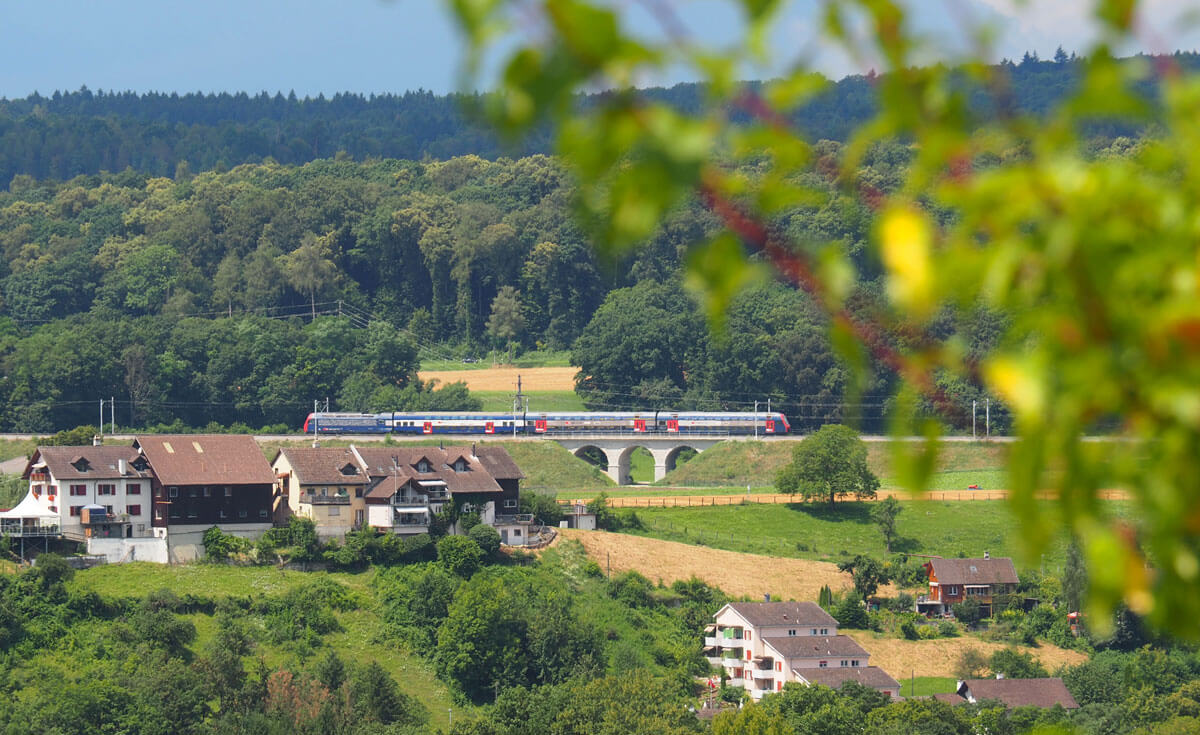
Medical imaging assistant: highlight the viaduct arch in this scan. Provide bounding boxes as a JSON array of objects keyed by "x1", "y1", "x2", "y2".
[{"x1": 552, "y1": 435, "x2": 726, "y2": 484}]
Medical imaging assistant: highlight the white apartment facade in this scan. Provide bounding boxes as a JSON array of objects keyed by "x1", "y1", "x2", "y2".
[
  {"x1": 706, "y1": 601, "x2": 899, "y2": 699},
  {"x1": 23, "y1": 446, "x2": 155, "y2": 541}
]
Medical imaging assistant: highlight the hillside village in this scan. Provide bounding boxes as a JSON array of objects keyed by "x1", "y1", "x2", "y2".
[{"x1": 0, "y1": 431, "x2": 1118, "y2": 726}]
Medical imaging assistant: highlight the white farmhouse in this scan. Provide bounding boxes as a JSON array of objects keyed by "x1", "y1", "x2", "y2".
[{"x1": 21, "y1": 446, "x2": 155, "y2": 541}]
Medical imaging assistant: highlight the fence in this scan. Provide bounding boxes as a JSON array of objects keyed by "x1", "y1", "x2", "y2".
[{"x1": 597, "y1": 488, "x2": 1129, "y2": 508}]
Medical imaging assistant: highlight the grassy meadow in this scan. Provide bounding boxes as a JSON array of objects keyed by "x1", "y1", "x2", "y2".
[{"x1": 618, "y1": 498, "x2": 1135, "y2": 572}]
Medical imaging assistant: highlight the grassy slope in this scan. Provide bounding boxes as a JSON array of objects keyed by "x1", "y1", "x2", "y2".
[
  {"x1": 474, "y1": 390, "x2": 586, "y2": 412},
  {"x1": 72, "y1": 564, "x2": 457, "y2": 731},
  {"x1": 621, "y1": 499, "x2": 1135, "y2": 571},
  {"x1": 899, "y1": 677, "x2": 957, "y2": 697},
  {"x1": 503, "y1": 441, "x2": 613, "y2": 491}
]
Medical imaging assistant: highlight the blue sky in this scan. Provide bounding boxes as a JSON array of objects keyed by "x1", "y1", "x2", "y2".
[{"x1": 1, "y1": 0, "x2": 1197, "y2": 98}]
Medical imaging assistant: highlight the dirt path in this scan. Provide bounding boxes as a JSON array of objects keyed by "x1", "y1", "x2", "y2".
[
  {"x1": 554, "y1": 528, "x2": 1088, "y2": 678},
  {"x1": 418, "y1": 366, "x2": 577, "y2": 392}
]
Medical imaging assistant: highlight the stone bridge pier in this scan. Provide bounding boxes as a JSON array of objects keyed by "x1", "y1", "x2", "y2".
[{"x1": 552, "y1": 435, "x2": 726, "y2": 484}]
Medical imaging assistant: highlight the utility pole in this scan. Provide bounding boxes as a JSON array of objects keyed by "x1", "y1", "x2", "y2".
[
  {"x1": 99, "y1": 399, "x2": 105, "y2": 440},
  {"x1": 972, "y1": 400, "x2": 977, "y2": 440},
  {"x1": 513, "y1": 375, "x2": 526, "y2": 436},
  {"x1": 110, "y1": 396, "x2": 115, "y2": 435},
  {"x1": 754, "y1": 401, "x2": 759, "y2": 439},
  {"x1": 986, "y1": 399, "x2": 990, "y2": 439}
]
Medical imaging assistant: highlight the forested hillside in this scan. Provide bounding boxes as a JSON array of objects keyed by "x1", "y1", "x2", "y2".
[{"x1": 2, "y1": 52, "x2": 1189, "y2": 185}]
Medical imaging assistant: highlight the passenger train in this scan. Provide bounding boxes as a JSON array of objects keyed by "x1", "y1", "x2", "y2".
[{"x1": 302, "y1": 410, "x2": 790, "y2": 436}]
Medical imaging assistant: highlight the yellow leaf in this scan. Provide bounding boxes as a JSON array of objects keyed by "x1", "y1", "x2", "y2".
[
  {"x1": 879, "y1": 206, "x2": 934, "y2": 318},
  {"x1": 985, "y1": 356, "x2": 1045, "y2": 424}
]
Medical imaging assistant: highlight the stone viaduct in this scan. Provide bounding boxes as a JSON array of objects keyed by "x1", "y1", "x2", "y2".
[{"x1": 551, "y1": 434, "x2": 729, "y2": 484}]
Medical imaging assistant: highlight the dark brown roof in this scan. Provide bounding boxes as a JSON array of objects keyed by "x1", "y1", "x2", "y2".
[
  {"x1": 275, "y1": 448, "x2": 368, "y2": 486},
  {"x1": 471, "y1": 446, "x2": 524, "y2": 480},
  {"x1": 932, "y1": 692, "x2": 966, "y2": 704},
  {"x1": 959, "y1": 678, "x2": 1079, "y2": 709},
  {"x1": 134, "y1": 435, "x2": 275, "y2": 486},
  {"x1": 25, "y1": 446, "x2": 152, "y2": 481},
  {"x1": 794, "y1": 666, "x2": 900, "y2": 690},
  {"x1": 725, "y1": 601, "x2": 839, "y2": 628},
  {"x1": 354, "y1": 446, "x2": 508, "y2": 498},
  {"x1": 929, "y1": 557, "x2": 1019, "y2": 585},
  {"x1": 764, "y1": 635, "x2": 868, "y2": 659}
]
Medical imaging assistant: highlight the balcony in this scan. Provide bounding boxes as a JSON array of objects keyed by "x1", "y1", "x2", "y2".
[
  {"x1": 750, "y1": 667, "x2": 774, "y2": 681},
  {"x1": 303, "y1": 492, "x2": 350, "y2": 505},
  {"x1": 704, "y1": 636, "x2": 723, "y2": 647},
  {"x1": 495, "y1": 513, "x2": 534, "y2": 525},
  {"x1": 726, "y1": 677, "x2": 745, "y2": 687}
]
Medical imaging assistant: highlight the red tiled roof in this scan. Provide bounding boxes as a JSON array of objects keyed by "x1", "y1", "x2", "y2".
[
  {"x1": 960, "y1": 678, "x2": 1079, "y2": 709},
  {"x1": 764, "y1": 635, "x2": 868, "y2": 659},
  {"x1": 25, "y1": 446, "x2": 151, "y2": 481},
  {"x1": 929, "y1": 557, "x2": 1019, "y2": 585},
  {"x1": 275, "y1": 448, "x2": 368, "y2": 486},
  {"x1": 134, "y1": 435, "x2": 275, "y2": 486},
  {"x1": 354, "y1": 446, "x2": 514, "y2": 497},
  {"x1": 725, "y1": 601, "x2": 839, "y2": 628},
  {"x1": 794, "y1": 666, "x2": 900, "y2": 690}
]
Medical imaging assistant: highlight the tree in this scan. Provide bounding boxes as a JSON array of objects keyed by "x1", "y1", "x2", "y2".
[
  {"x1": 487, "y1": 285, "x2": 525, "y2": 363},
  {"x1": 283, "y1": 232, "x2": 337, "y2": 317},
  {"x1": 987, "y1": 648, "x2": 1049, "y2": 679},
  {"x1": 437, "y1": 534, "x2": 484, "y2": 578},
  {"x1": 446, "y1": 0, "x2": 1200, "y2": 637},
  {"x1": 776, "y1": 425, "x2": 879, "y2": 504},
  {"x1": 837, "y1": 554, "x2": 891, "y2": 601},
  {"x1": 871, "y1": 496, "x2": 902, "y2": 552},
  {"x1": 833, "y1": 594, "x2": 869, "y2": 629},
  {"x1": 469, "y1": 523, "x2": 502, "y2": 558}
]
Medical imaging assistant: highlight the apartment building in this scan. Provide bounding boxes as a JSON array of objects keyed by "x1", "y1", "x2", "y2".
[
  {"x1": 706, "y1": 601, "x2": 899, "y2": 699},
  {"x1": 22, "y1": 446, "x2": 155, "y2": 541}
]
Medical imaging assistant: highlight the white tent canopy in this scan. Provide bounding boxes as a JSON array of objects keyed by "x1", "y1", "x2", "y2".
[{"x1": 0, "y1": 491, "x2": 57, "y2": 520}]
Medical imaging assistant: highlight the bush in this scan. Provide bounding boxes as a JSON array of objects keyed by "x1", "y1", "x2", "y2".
[
  {"x1": 834, "y1": 596, "x2": 870, "y2": 629},
  {"x1": 917, "y1": 624, "x2": 938, "y2": 640},
  {"x1": 938, "y1": 620, "x2": 960, "y2": 637},
  {"x1": 887, "y1": 592, "x2": 915, "y2": 613},
  {"x1": 900, "y1": 619, "x2": 919, "y2": 640},
  {"x1": 202, "y1": 526, "x2": 251, "y2": 562},
  {"x1": 436, "y1": 535, "x2": 483, "y2": 578},
  {"x1": 952, "y1": 597, "x2": 984, "y2": 626},
  {"x1": 468, "y1": 524, "x2": 501, "y2": 558}
]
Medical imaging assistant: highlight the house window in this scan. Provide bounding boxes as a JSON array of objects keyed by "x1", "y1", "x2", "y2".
[
  {"x1": 454, "y1": 459, "x2": 466, "y2": 471},
  {"x1": 104, "y1": 505, "x2": 114, "y2": 515},
  {"x1": 788, "y1": 629, "x2": 796, "y2": 636},
  {"x1": 203, "y1": 486, "x2": 211, "y2": 497},
  {"x1": 819, "y1": 661, "x2": 827, "y2": 668},
  {"x1": 503, "y1": 499, "x2": 518, "y2": 509},
  {"x1": 127, "y1": 483, "x2": 141, "y2": 495},
  {"x1": 98, "y1": 484, "x2": 115, "y2": 495},
  {"x1": 189, "y1": 487, "x2": 197, "y2": 497},
  {"x1": 851, "y1": 660, "x2": 860, "y2": 667},
  {"x1": 840, "y1": 660, "x2": 848, "y2": 667},
  {"x1": 820, "y1": 628, "x2": 828, "y2": 635},
  {"x1": 69, "y1": 505, "x2": 83, "y2": 517},
  {"x1": 354, "y1": 488, "x2": 363, "y2": 498},
  {"x1": 187, "y1": 508, "x2": 197, "y2": 518},
  {"x1": 417, "y1": 460, "x2": 431, "y2": 472},
  {"x1": 70, "y1": 484, "x2": 86, "y2": 496},
  {"x1": 238, "y1": 510, "x2": 247, "y2": 518},
  {"x1": 219, "y1": 509, "x2": 227, "y2": 519},
  {"x1": 155, "y1": 508, "x2": 164, "y2": 520},
  {"x1": 811, "y1": 628, "x2": 817, "y2": 635},
  {"x1": 224, "y1": 486, "x2": 233, "y2": 497},
  {"x1": 168, "y1": 487, "x2": 179, "y2": 498},
  {"x1": 127, "y1": 505, "x2": 141, "y2": 516},
  {"x1": 48, "y1": 486, "x2": 57, "y2": 498},
  {"x1": 155, "y1": 486, "x2": 163, "y2": 498},
  {"x1": 169, "y1": 508, "x2": 180, "y2": 519},
  {"x1": 329, "y1": 506, "x2": 340, "y2": 517},
  {"x1": 259, "y1": 509, "x2": 268, "y2": 519}
]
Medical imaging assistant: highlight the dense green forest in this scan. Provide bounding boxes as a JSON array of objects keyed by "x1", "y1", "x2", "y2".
[
  {"x1": 0, "y1": 138, "x2": 1022, "y2": 432},
  {"x1": 2, "y1": 52, "x2": 1189, "y2": 186}
]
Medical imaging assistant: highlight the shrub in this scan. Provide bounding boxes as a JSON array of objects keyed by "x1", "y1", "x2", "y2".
[
  {"x1": 468, "y1": 524, "x2": 501, "y2": 558},
  {"x1": 917, "y1": 624, "x2": 938, "y2": 640},
  {"x1": 202, "y1": 526, "x2": 250, "y2": 562},
  {"x1": 938, "y1": 620, "x2": 960, "y2": 637},
  {"x1": 436, "y1": 535, "x2": 483, "y2": 578},
  {"x1": 834, "y1": 596, "x2": 870, "y2": 629},
  {"x1": 887, "y1": 592, "x2": 915, "y2": 613},
  {"x1": 952, "y1": 597, "x2": 984, "y2": 626},
  {"x1": 900, "y1": 619, "x2": 919, "y2": 640}
]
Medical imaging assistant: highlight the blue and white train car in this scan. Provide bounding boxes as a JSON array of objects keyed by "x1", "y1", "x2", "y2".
[{"x1": 302, "y1": 410, "x2": 790, "y2": 436}]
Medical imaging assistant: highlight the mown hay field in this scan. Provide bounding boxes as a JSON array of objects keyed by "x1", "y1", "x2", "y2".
[{"x1": 418, "y1": 366, "x2": 577, "y2": 392}]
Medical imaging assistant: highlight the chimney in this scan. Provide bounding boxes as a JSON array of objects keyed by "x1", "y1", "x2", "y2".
[
  {"x1": 118, "y1": 458, "x2": 128, "y2": 475},
  {"x1": 93, "y1": 435, "x2": 102, "y2": 447},
  {"x1": 984, "y1": 550, "x2": 990, "y2": 559},
  {"x1": 472, "y1": 443, "x2": 477, "y2": 457},
  {"x1": 764, "y1": 593, "x2": 770, "y2": 603},
  {"x1": 996, "y1": 673, "x2": 1004, "y2": 679}
]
